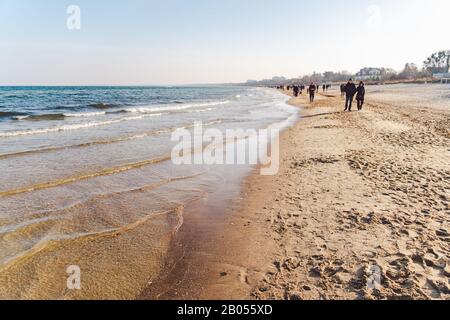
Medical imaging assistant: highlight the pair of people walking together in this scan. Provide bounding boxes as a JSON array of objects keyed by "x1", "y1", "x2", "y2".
[{"x1": 343, "y1": 79, "x2": 365, "y2": 111}]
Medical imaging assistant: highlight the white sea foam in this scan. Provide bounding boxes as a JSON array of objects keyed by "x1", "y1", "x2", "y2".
[
  {"x1": 0, "y1": 100, "x2": 229, "y2": 138},
  {"x1": 0, "y1": 113, "x2": 163, "y2": 138},
  {"x1": 188, "y1": 107, "x2": 217, "y2": 113},
  {"x1": 124, "y1": 100, "x2": 229, "y2": 114},
  {"x1": 64, "y1": 112, "x2": 107, "y2": 117},
  {"x1": 12, "y1": 116, "x2": 29, "y2": 120}
]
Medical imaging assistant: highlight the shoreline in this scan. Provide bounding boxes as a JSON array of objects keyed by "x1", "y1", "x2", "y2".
[
  {"x1": 139, "y1": 91, "x2": 331, "y2": 300},
  {"x1": 142, "y1": 86, "x2": 449, "y2": 300},
  {"x1": 236, "y1": 89, "x2": 448, "y2": 300},
  {"x1": 139, "y1": 91, "x2": 296, "y2": 300}
]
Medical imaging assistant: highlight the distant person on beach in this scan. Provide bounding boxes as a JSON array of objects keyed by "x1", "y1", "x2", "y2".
[
  {"x1": 344, "y1": 79, "x2": 357, "y2": 111},
  {"x1": 356, "y1": 81, "x2": 366, "y2": 111},
  {"x1": 323, "y1": 84, "x2": 326, "y2": 92},
  {"x1": 340, "y1": 84, "x2": 345, "y2": 97},
  {"x1": 309, "y1": 82, "x2": 316, "y2": 103},
  {"x1": 293, "y1": 85, "x2": 299, "y2": 97}
]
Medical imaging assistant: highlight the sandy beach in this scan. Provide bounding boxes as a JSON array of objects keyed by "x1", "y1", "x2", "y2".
[
  {"x1": 0, "y1": 85, "x2": 448, "y2": 300},
  {"x1": 2, "y1": 1, "x2": 450, "y2": 304},
  {"x1": 143, "y1": 85, "x2": 449, "y2": 300}
]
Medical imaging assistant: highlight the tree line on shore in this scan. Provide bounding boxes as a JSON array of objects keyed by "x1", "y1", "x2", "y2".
[{"x1": 244, "y1": 50, "x2": 450, "y2": 86}]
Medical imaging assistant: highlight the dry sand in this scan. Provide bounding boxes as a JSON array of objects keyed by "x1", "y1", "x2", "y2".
[{"x1": 143, "y1": 87, "x2": 449, "y2": 300}]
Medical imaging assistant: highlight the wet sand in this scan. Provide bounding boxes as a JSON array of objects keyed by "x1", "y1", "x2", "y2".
[
  {"x1": 143, "y1": 86, "x2": 449, "y2": 300},
  {"x1": 0, "y1": 88, "x2": 297, "y2": 300}
]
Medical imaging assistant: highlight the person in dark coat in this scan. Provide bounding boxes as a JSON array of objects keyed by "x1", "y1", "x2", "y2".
[
  {"x1": 344, "y1": 79, "x2": 357, "y2": 111},
  {"x1": 356, "y1": 81, "x2": 366, "y2": 111},
  {"x1": 340, "y1": 84, "x2": 345, "y2": 97},
  {"x1": 309, "y1": 82, "x2": 316, "y2": 103}
]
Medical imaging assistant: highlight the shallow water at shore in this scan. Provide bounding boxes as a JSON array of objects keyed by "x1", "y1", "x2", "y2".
[{"x1": 0, "y1": 86, "x2": 297, "y2": 299}]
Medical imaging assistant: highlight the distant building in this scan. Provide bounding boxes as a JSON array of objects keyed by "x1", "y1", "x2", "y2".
[
  {"x1": 271, "y1": 76, "x2": 287, "y2": 82},
  {"x1": 433, "y1": 73, "x2": 450, "y2": 83},
  {"x1": 355, "y1": 68, "x2": 382, "y2": 81},
  {"x1": 244, "y1": 77, "x2": 288, "y2": 86}
]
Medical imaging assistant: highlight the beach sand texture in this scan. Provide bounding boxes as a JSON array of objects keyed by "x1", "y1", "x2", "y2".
[
  {"x1": 140, "y1": 85, "x2": 449, "y2": 301},
  {"x1": 235, "y1": 87, "x2": 449, "y2": 300},
  {"x1": 0, "y1": 85, "x2": 448, "y2": 300}
]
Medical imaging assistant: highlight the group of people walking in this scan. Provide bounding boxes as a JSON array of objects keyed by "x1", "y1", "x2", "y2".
[
  {"x1": 281, "y1": 79, "x2": 366, "y2": 111},
  {"x1": 306, "y1": 80, "x2": 365, "y2": 109},
  {"x1": 308, "y1": 79, "x2": 366, "y2": 111},
  {"x1": 292, "y1": 85, "x2": 306, "y2": 97},
  {"x1": 287, "y1": 83, "x2": 332, "y2": 100}
]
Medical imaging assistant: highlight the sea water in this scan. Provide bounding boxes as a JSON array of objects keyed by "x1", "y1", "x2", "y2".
[{"x1": 0, "y1": 86, "x2": 297, "y2": 299}]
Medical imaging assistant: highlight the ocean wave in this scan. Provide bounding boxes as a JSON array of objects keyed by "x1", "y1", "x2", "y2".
[
  {"x1": 0, "y1": 111, "x2": 27, "y2": 118},
  {"x1": 121, "y1": 100, "x2": 230, "y2": 114},
  {"x1": 0, "y1": 113, "x2": 163, "y2": 138},
  {"x1": 0, "y1": 153, "x2": 174, "y2": 197},
  {"x1": 64, "y1": 111, "x2": 107, "y2": 118},
  {"x1": 89, "y1": 103, "x2": 120, "y2": 110},
  {"x1": 5, "y1": 100, "x2": 229, "y2": 122},
  {"x1": 14, "y1": 114, "x2": 66, "y2": 121},
  {"x1": 188, "y1": 108, "x2": 217, "y2": 113},
  {"x1": 1, "y1": 94, "x2": 20, "y2": 99},
  {"x1": 0, "y1": 119, "x2": 223, "y2": 158}
]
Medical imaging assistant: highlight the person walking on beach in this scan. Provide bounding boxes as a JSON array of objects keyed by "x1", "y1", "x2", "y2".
[
  {"x1": 293, "y1": 85, "x2": 299, "y2": 97},
  {"x1": 344, "y1": 79, "x2": 357, "y2": 111},
  {"x1": 323, "y1": 84, "x2": 326, "y2": 93},
  {"x1": 356, "y1": 81, "x2": 365, "y2": 111},
  {"x1": 309, "y1": 82, "x2": 316, "y2": 103},
  {"x1": 340, "y1": 84, "x2": 345, "y2": 97}
]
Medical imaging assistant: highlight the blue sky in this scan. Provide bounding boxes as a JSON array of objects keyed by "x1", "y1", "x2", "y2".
[{"x1": 1, "y1": 0, "x2": 449, "y2": 85}]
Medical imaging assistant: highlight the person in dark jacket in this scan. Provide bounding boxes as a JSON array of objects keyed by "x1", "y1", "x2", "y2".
[
  {"x1": 344, "y1": 79, "x2": 357, "y2": 111},
  {"x1": 340, "y1": 84, "x2": 345, "y2": 97},
  {"x1": 356, "y1": 81, "x2": 366, "y2": 111},
  {"x1": 309, "y1": 82, "x2": 316, "y2": 103}
]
